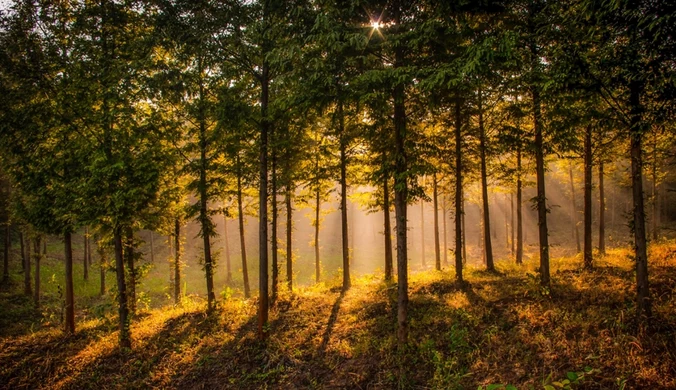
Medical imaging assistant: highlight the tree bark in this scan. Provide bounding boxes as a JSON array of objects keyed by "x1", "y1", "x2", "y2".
[
  {"x1": 420, "y1": 198, "x2": 425, "y2": 267},
  {"x1": 583, "y1": 125, "x2": 593, "y2": 269},
  {"x1": 64, "y1": 231, "x2": 75, "y2": 335},
  {"x1": 97, "y1": 236, "x2": 106, "y2": 296},
  {"x1": 516, "y1": 147, "x2": 523, "y2": 264},
  {"x1": 510, "y1": 193, "x2": 515, "y2": 257},
  {"x1": 454, "y1": 97, "x2": 464, "y2": 282},
  {"x1": 258, "y1": 11, "x2": 270, "y2": 338},
  {"x1": 533, "y1": 78, "x2": 550, "y2": 287},
  {"x1": 315, "y1": 186, "x2": 321, "y2": 283},
  {"x1": 651, "y1": 129, "x2": 658, "y2": 240},
  {"x1": 599, "y1": 161, "x2": 605, "y2": 255},
  {"x1": 21, "y1": 231, "x2": 31, "y2": 295},
  {"x1": 384, "y1": 169, "x2": 393, "y2": 281},
  {"x1": 174, "y1": 219, "x2": 181, "y2": 304},
  {"x1": 84, "y1": 226, "x2": 89, "y2": 281},
  {"x1": 223, "y1": 213, "x2": 232, "y2": 283},
  {"x1": 442, "y1": 195, "x2": 448, "y2": 268},
  {"x1": 629, "y1": 78, "x2": 651, "y2": 322},
  {"x1": 149, "y1": 230, "x2": 155, "y2": 264},
  {"x1": 3, "y1": 223, "x2": 9, "y2": 285},
  {"x1": 569, "y1": 164, "x2": 581, "y2": 253},
  {"x1": 478, "y1": 87, "x2": 494, "y2": 271},
  {"x1": 113, "y1": 228, "x2": 131, "y2": 349},
  {"x1": 339, "y1": 100, "x2": 350, "y2": 292},
  {"x1": 271, "y1": 152, "x2": 278, "y2": 301},
  {"x1": 236, "y1": 156, "x2": 250, "y2": 298},
  {"x1": 33, "y1": 236, "x2": 41, "y2": 308},
  {"x1": 433, "y1": 173, "x2": 441, "y2": 271},
  {"x1": 125, "y1": 227, "x2": 136, "y2": 315},
  {"x1": 286, "y1": 182, "x2": 293, "y2": 292}
]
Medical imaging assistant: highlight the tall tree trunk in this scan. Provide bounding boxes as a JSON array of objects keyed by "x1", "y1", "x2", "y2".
[
  {"x1": 286, "y1": 183, "x2": 293, "y2": 292},
  {"x1": 478, "y1": 87, "x2": 494, "y2": 272},
  {"x1": 87, "y1": 229, "x2": 92, "y2": 266},
  {"x1": 384, "y1": 170, "x2": 393, "y2": 281},
  {"x1": 84, "y1": 227, "x2": 89, "y2": 281},
  {"x1": 113, "y1": 228, "x2": 131, "y2": 349},
  {"x1": 599, "y1": 161, "x2": 606, "y2": 255},
  {"x1": 339, "y1": 100, "x2": 350, "y2": 292},
  {"x1": 97, "y1": 236, "x2": 106, "y2": 296},
  {"x1": 651, "y1": 130, "x2": 658, "y2": 240},
  {"x1": 442, "y1": 195, "x2": 448, "y2": 268},
  {"x1": 315, "y1": 186, "x2": 321, "y2": 283},
  {"x1": 3, "y1": 223, "x2": 9, "y2": 285},
  {"x1": 271, "y1": 152, "x2": 278, "y2": 301},
  {"x1": 433, "y1": 173, "x2": 441, "y2": 271},
  {"x1": 629, "y1": 78, "x2": 651, "y2": 322},
  {"x1": 420, "y1": 198, "x2": 425, "y2": 267},
  {"x1": 510, "y1": 193, "x2": 515, "y2": 257},
  {"x1": 462, "y1": 194, "x2": 467, "y2": 265},
  {"x1": 258, "y1": 14, "x2": 270, "y2": 338},
  {"x1": 454, "y1": 97, "x2": 464, "y2": 282},
  {"x1": 533, "y1": 79, "x2": 550, "y2": 287},
  {"x1": 236, "y1": 157, "x2": 250, "y2": 298},
  {"x1": 569, "y1": 164, "x2": 581, "y2": 253},
  {"x1": 149, "y1": 231, "x2": 155, "y2": 264},
  {"x1": 64, "y1": 231, "x2": 75, "y2": 334},
  {"x1": 393, "y1": 13, "x2": 409, "y2": 344},
  {"x1": 21, "y1": 231, "x2": 31, "y2": 295},
  {"x1": 198, "y1": 65, "x2": 215, "y2": 312},
  {"x1": 174, "y1": 219, "x2": 181, "y2": 304},
  {"x1": 223, "y1": 213, "x2": 232, "y2": 283},
  {"x1": 583, "y1": 125, "x2": 593, "y2": 270},
  {"x1": 125, "y1": 227, "x2": 136, "y2": 315},
  {"x1": 33, "y1": 236, "x2": 41, "y2": 308},
  {"x1": 516, "y1": 147, "x2": 523, "y2": 264}
]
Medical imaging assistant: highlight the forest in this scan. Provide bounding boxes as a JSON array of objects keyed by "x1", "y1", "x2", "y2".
[{"x1": 0, "y1": 0, "x2": 675, "y2": 388}]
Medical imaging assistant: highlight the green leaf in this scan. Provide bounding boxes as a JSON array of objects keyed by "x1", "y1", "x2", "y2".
[
  {"x1": 544, "y1": 386, "x2": 556, "y2": 390},
  {"x1": 566, "y1": 372, "x2": 578, "y2": 381},
  {"x1": 486, "y1": 385, "x2": 504, "y2": 390},
  {"x1": 506, "y1": 385, "x2": 518, "y2": 390}
]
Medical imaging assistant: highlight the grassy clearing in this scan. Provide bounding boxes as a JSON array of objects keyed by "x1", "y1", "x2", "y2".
[{"x1": 1, "y1": 242, "x2": 675, "y2": 389}]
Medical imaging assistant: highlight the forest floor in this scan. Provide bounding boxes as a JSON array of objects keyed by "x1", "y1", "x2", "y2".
[{"x1": 1, "y1": 243, "x2": 676, "y2": 389}]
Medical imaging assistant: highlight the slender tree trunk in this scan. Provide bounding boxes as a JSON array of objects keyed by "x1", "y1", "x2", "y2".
[
  {"x1": 3, "y1": 223, "x2": 9, "y2": 285},
  {"x1": 393, "y1": 18, "x2": 409, "y2": 344},
  {"x1": 384, "y1": 170, "x2": 393, "y2": 281},
  {"x1": 87, "y1": 229, "x2": 92, "y2": 266},
  {"x1": 97, "y1": 236, "x2": 106, "y2": 296},
  {"x1": 462, "y1": 195, "x2": 467, "y2": 265},
  {"x1": 125, "y1": 227, "x2": 136, "y2": 315},
  {"x1": 433, "y1": 173, "x2": 441, "y2": 271},
  {"x1": 510, "y1": 193, "x2": 515, "y2": 257},
  {"x1": 420, "y1": 198, "x2": 425, "y2": 268},
  {"x1": 84, "y1": 227, "x2": 89, "y2": 281},
  {"x1": 583, "y1": 125, "x2": 593, "y2": 269},
  {"x1": 315, "y1": 186, "x2": 321, "y2": 283},
  {"x1": 516, "y1": 147, "x2": 523, "y2": 264},
  {"x1": 258, "y1": 21, "x2": 270, "y2": 339},
  {"x1": 478, "y1": 87, "x2": 494, "y2": 271},
  {"x1": 599, "y1": 161, "x2": 606, "y2": 255},
  {"x1": 286, "y1": 182, "x2": 293, "y2": 291},
  {"x1": 113, "y1": 228, "x2": 131, "y2": 349},
  {"x1": 454, "y1": 97, "x2": 464, "y2": 282},
  {"x1": 21, "y1": 231, "x2": 31, "y2": 295},
  {"x1": 442, "y1": 195, "x2": 448, "y2": 268},
  {"x1": 271, "y1": 152, "x2": 278, "y2": 301},
  {"x1": 174, "y1": 219, "x2": 181, "y2": 304},
  {"x1": 149, "y1": 231, "x2": 155, "y2": 263},
  {"x1": 569, "y1": 164, "x2": 581, "y2": 253},
  {"x1": 533, "y1": 80, "x2": 550, "y2": 287},
  {"x1": 651, "y1": 130, "x2": 658, "y2": 240},
  {"x1": 629, "y1": 78, "x2": 651, "y2": 322},
  {"x1": 223, "y1": 213, "x2": 232, "y2": 284},
  {"x1": 339, "y1": 100, "x2": 350, "y2": 292},
  {"x1": 236, "y1": 158, "x2": 250, "y2": 298},
  {"x1": 64, "y1": 231, "x2": 75, "y2": 334},
  {"x1": 33, "y1": 236, "x2": 41, "y2": 308}
]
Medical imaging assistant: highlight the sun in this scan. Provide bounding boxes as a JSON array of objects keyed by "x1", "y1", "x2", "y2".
[{"x1": 371, "y1": 21, "x2": 381, "y2": 30}]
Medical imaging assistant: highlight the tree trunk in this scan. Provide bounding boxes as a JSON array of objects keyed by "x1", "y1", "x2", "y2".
[
  {"x1": 84, "y1": 227, "x2": 89, "y2": 281},
  {"x1": 236, "y1": 157, "x2": 250, "y2": 298},
  {"x1": 384, "y1": 169, "x2": 393, "y2": 281},
  {"x1": 113, "y1": 228, "x2": 131, "y2": 349},
  {"x1": 533, "y1": 80, "x2": 550, "y2": 287},
  {"x1": 629, "y1": 78, "x2": 651, "y2": 322},
  {"x1": 64, "y1": 231, "x2": 75, "y2": 334},
  {"x1": 223, "y1": 213, "x2": 232, "y2": 284},
  {"x1": 454, "y1": 97, "x2": 464, "y2": 282},
  {"x1": 510, "y1": 193, "x2": 515, "y2": 256},
  {"x1": 599, "y1": 161, "x2": 606, "y2": 255},
  {"x1": 149, "y1": 231, "x2": 155, "y2": 264},
  {"x1": 433, "y1": 173, "x2": 441, "y2": 271},
  {"x1": 478, "y1": 87, "x2": 494, "y2": 272},
  {"x1": 271, "y1": 152, "x2": 278, "y2": 301},
  {"x1": 87, "y1": 229, "x2": 92, "y2": 266},
  {"x1": 3, "y1": 223, "x2": 9, "y2": 285},
  {"x1": 21, "y1": 231, "x2": 31, "y2": 295},
  {"x1": 651, "y1": 130, "x2": 658, "y2": 241},
  {"x1": 258, "y1": 20, "x2": 270, "y2": 338},
  {"x1": 33, "y1": 236, "x2": 41, "y2": 308},
  {"x1": 97, "y1": 236, "x2": 106, "y2": 296},
  {"x1": 198, "y1": 66, "x2": 215, "y2": 312},
  {"x1": 583, "y1": 125, "x2": 593, "y2": 270},
  {"x1": 174, "y1": 219, "x2": 181, "y2": 304},
  {"x1": 125, "y1": 227, "x2": 136, "y2": 315},
  {"x1": 315, "y1": 186, "x2": 321, "y2": 283},
  {"x1": 420, "y1": 198, "x2": 425, "y2": 268},
  {"x1": 339, "y1": 100, "x2": 350, "y2": 292},
  {"x1": 442, "y1": 195, "x2": 448, "y2": 268},
  {"x1": 569, "y1": 163, "x2": 581, "y2": 253},
  {"x1": 462, "y1": 194, "x2": 467, "y2": 265},
  {"x1": 286, "y1": 183, "x2": 293, "y2": 292},
  {"x1": 516, "y1": 147, "x2": 523, "y2": 264}
]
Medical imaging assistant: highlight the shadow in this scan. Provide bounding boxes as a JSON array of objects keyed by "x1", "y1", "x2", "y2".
[{"x1": 319, "y1": 291, "x2": 345, "y2": 356}]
